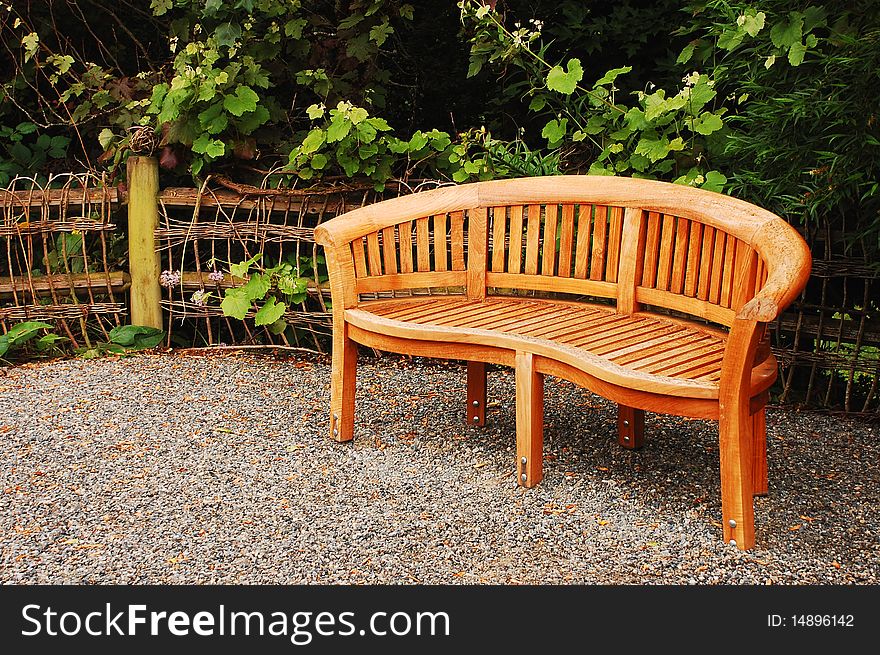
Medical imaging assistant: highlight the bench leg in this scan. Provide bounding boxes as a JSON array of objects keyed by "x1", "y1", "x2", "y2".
[
  {"x1": 718, "y1": 401, "x2": 755, "y2": 550},
  {"x1": 752, "y1": 408, "x2": 768, "y2": 496},
  {"x1": 330, "y1": 322, "x2": 357, "y2": 442},
  {"x1": 515, "y1": 352, "x2": 543, "y2": 488},
  {"x1": 466, "y1": 361, "x2": 487, "y2": 427},
  {"x1": 617, "y1": 405, "x2": 645, "y2": 449}
]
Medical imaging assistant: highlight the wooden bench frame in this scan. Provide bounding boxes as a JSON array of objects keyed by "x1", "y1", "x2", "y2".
[{"x1": 315, "y1": 176, "x2": 811, "y2": 550}]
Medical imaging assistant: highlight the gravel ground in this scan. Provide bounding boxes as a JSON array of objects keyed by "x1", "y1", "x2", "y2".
[{"x1": 0, "y1": 351, "x2": 877, "y2": 585}]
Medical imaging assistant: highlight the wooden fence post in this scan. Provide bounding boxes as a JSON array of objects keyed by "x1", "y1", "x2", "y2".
[{"x1": 127, "y1": 156, "x2": 163, "y2": 329}]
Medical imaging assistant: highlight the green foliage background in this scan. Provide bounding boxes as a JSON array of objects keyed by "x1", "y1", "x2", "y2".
[{"x1": 0, "y1": 0, "x2": 877, "y2": 254}]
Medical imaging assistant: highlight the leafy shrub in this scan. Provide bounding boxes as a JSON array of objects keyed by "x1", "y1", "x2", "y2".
[{"x1": 679, "y1": 1, "x2": 880, "y2": 256}]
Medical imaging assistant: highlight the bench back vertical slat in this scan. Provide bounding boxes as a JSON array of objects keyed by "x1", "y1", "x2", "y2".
[
  {"x1": 670, "y1": 217, "x2": 689, "y2": 294},
  {"x1": 684, "y1": 222, "x2": 703, "y2": 297},
  {"x1": 352, "y1": 236, "x2": 368, "y2": 278},
  {"x1": 720, "y1": 234, "x2": 738, "y2": 308},
  {"x1": 541, "y1": 204, "x2": 559, "y2": 276},
  {"x1": 605, "y1": 206, "x2": 624, "y2": 283},
  {"x1": 450, "y1": 211, "x2": 466, "y2": 271},
  {"x1": 524, "y1": 204, "x2": 541, "y2": 275},
  {"x1": 507, "y1": 205, "x2": 524, "y2": 274},
  {"x1": 416, "y1": 216, "x2": 431, "y2": 272},
  {"x1": 433, "y1": 213, "x2": 448, "y2": 272},
  {"x1": 381, "y1": 226, "x2": 398, "y2": 275},
  {"x1": 641, "y1": 211, "x2": 662, "y2": 288},
  {"x1": 656, "y1": 214, "x2": 676, "y2": 290},
  {"x1": 491, "y1": 205, "x2": 507, "y2": 273},
  {"x1": 589, "y1": 204, "x2": 608, "y2": 281},
  {"x1": 467, "y1": 207, "x2": 488, "y2": 300},
  {"x1": 696, "y1": 225, "x2": 715, "y2": 301},
  {"x1": 398, "y1": 221, "x2": 414, "y2": 273},
  {"x1": 366, "y1": 232, "x2": 383, "y2": 276},
  {"x1": 557, "y1": 204, "x2": 576, "y2": 278},
  {"x1": 573, "y1": 204, "x2": 593, "y2": 279},
  {"x1": 732, "y1": 241, "x2": 759, "y2": 311},
  {"x1": 709, "y1": 230, "x2": 726, "y2": 304},
  {"x1": 616, "y1": 207, "x2": 646, "y2": 315}
]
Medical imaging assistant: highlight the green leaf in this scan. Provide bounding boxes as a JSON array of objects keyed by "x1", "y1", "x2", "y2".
[
  {"x1": 108, "y1": 325, "x2": 164, "y2": 349},
  {"x1": 22, "y1": 32, "x2": 39, "y2": 62},
  {"x1": 98, "y1": 128, "x2": 116, "y2": 150},
  {"x1": 770, "y1": 13, "x2": 803, "y2": 49},
  {"x1": 223, "y1": 86, "x2": 259, "y2": 117},
  {"x1": 686, "y1": 78, "x2": 716, "y2": 111},
  {"x1": 701, "y1": 171, "x2": 727, "y2": 193},
  {"x1": 241, "y1": 273, "x2": 271, "y2": 301},
  {"x1": 236, "y1": 105, "x2": 270, "y2": 134},
  {"x1": 742, "y1": 12, "x2": 766, "y2": 37},
  {"x1": 594, "y1": 66, "x2": 631, "y2": 87},
  {"x1": 36, "y1": 333, "x2": 68, "y2": 352},
  {"x1": 346, "y1": 33, "x2": 374, "y2": 62},
  {"x1": 150, "y1": 0, "x2": 172, "y2": 16},
  {"x1": 676, "y1": 42, "x2": 696, "y2": 65},
  {"x1": 788, "y1": 41, "x2": 807, "y2": 66},
  {"x1": 349, "y1": 106, "x2": 368, "y2": 125},
  {"x1": 692, "y1": 112, "x2": 724, "y2": 136},
  {"x1": 546, "y1": 58, "x2": 583, "y2": 95},
  {"x1": 268, "y1": 318, "x2": 288, "y2": 335},
  {"x1": 221, "y1": 289, "x2": 251, "y2": 320},
  {"x1": 635, "y1": 135, "x2": 673, "y2": 163},
  {"x1": 284, "y1": 18, "x2": 307, "y2": 39},
  {"x1": 192, "y1": 134, "x2": 226, "y2": 158},
  {"x1": 306, "y1": 103, "x2": 325, "y2": 120},
  {"x1": 254, "y1": 296, "x2": 287, "y2": 326},
  {"x1": 198, "y1": 102, "x2": 228, "y2": 134},
  {"x1": 300, "y1": 129, "x2": 326, "y2": 155},
  {"x1": 6, "y1": 321, "x2": 54, "y2": 347},
  {"x1": 399, "y1": 4, "x2": 414, "y2": 20},
  {"x1": 326, "y1": 116, "x2": 352, "y2": 143},
  {"x1": 214, "y1": 22, "x2": 242, "y2": 48},
  {"x1": 717, "y1": 29, "x2": 745, "y2": 51},
  {"x1": 408, "y1": 132, "x2": 428, "y2": 151},
  {"x1": 356, "y1": 121, "x2": 377, "y2": 143},
  {"x1": 229, "y1": 254, "x2": 261, "y2": 278},
  {"x1": 311, "y1": 153, "x2": 328, "y2": 169},
  {"x1": 528, "y1": 96, "x2": 547, "y2": 112},
  {"x1": 367, "y1": 117, "x2": 392, "y2": 132},
  {"x1": 369, "y1": 22, "x2": 393, "y2": 47},
  {"x1": 339, "y1": 12, "x2": 364, "y2": 30},
  {"x1": 541, "y1": 118, "x2": 568, "y2": 145}
]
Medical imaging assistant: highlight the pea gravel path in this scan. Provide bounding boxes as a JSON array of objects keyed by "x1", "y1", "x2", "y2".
[{"x1": 1, "y1": 352, "x2": 877, "y2": 585}]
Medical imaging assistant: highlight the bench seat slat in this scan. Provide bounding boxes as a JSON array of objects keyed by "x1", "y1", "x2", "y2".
[{"x1": 613, "y1": 331, "x2": 716, "y2": 367}]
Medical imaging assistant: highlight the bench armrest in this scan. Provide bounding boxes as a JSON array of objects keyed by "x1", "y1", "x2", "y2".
[{"x1": 736, "y1": 221, "x2": 812, "y2": 323}]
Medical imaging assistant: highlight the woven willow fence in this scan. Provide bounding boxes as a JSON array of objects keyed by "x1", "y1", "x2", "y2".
[
  {"x1": 1, "y1": 160, "x2": 877, "y2": 414},
  {"x1": 0, "y1": 173, "x2": 126, "y2": 348}
]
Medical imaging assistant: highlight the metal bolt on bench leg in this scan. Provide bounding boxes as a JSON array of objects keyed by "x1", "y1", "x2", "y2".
[
  {"x1": 729, "y1": 539, "x2": 737, "y2": 547},
  {"x1": 729, "y1": 519, "x2": 737, "y2": 528},
  {"x1": 472, "y1": 400, "x2": 480, "y2": 407},
  {"x1": 623, "y1": 420, "x2": 630, "y2": 427},
  {"x1": 521, "y1": 457, "x2": 527, "y2": 465},
  {"x1": 521, "y1": 473, "x2": 527, "y2": 482},
  {"x1": 473, "y1": 416, "x2": 480, "y2": 423}
]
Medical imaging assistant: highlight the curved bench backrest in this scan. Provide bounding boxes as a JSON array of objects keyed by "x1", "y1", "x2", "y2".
[{"x1": 315, "y1": 176, "x2": 811, "y2": 328}]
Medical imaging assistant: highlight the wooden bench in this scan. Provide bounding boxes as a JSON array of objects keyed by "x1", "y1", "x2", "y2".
[{"x1": 314, "y1": 176, "x2": 811, "y2": 549}]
